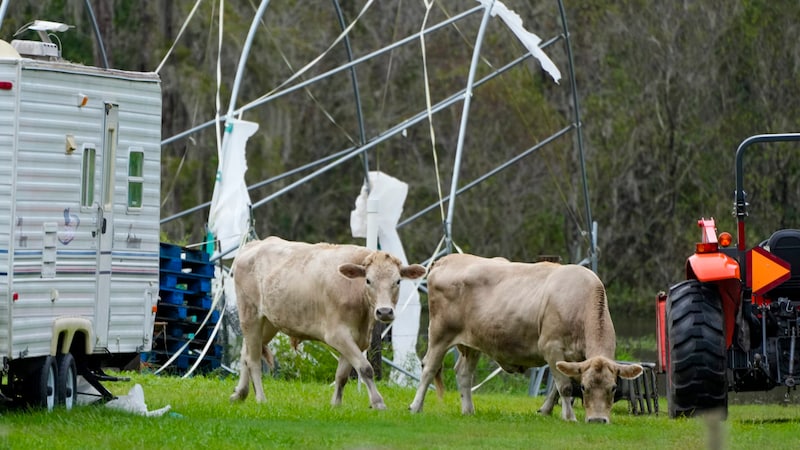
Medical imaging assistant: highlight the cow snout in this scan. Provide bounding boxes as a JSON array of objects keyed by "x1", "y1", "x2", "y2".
[
  {"x1": 375, "y1": 307, "x2": 395, "y2": 323},
  {"x1": 586, "y1": 416, "x2": 610, "y2": 424}
]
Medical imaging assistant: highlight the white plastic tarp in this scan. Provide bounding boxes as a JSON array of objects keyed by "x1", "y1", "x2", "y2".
[
  {"x1": 350, "y1": 171, "x2": 421, "y2": 385},
  {"x1": 476, "y1": 0, "x2": 561, "y2": 83},
  {"x1": 208, "y1": 119, "x2": 259, "y2": 259}
]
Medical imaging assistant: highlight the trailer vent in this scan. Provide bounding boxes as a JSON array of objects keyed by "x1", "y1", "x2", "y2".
[{"x1": 10, "y1": 40, "x2": 60, "y2": 60}]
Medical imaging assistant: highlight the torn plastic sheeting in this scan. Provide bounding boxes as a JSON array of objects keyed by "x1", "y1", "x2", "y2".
[
  {"x1": 105, "y1": 384, "x2": 172, "y2": 417},
  {"x1": 350, "y1": 171, "x2": 422, "y2": 386},
  {"x1": 476, "y1": 0, "x2": 561, "y2": 83},
  {"x1": 209, "y1": 119, "x2": 259, "y2": 260}
]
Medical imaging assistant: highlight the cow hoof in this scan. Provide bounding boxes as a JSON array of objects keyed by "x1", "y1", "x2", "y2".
[
  {"x1": 371, "y1": 402, "x2": 387, "y2": 411},
  {"x1": 229, "y1": 393, "x2": 243, "y2": 403}
]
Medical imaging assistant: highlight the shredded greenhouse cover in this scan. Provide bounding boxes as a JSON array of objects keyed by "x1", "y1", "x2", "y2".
[{"x1": 77, "y1": 377, "x2": 171, "y2": 417}]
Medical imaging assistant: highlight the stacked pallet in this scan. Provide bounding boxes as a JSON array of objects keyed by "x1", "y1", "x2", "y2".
[{"x1": 146, "y1": 242, "x2": 221, "y2": 374}]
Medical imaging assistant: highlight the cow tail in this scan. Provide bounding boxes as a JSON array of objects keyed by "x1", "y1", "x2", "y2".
[{"x1": 433, "y1": 366, "x2": 445, "y2": 399}]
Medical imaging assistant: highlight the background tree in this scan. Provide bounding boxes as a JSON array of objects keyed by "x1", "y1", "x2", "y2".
[{"x1": 3, "y1": 0, "x2": 800, "y2": 317}]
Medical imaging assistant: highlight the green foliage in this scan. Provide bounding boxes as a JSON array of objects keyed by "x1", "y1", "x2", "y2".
[{"x1": 267, "y1": 335, "x2": 341, "y2": 383}]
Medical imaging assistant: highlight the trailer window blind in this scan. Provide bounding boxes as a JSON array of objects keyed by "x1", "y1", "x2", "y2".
[
  {"x1": 81, "y1": 145, "x2": 96, "y2": 207},
  {"x1": 127, "y1": 148, "x2": 144, "y2": 209}
]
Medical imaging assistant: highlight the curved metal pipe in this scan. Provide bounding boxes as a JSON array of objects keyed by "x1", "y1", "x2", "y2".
[
  {"x1": 557, "y1": 0, "x2": 594, "y2": 271},
  {"x1": 0, "y1": 0, "x2": 10, "y2": 33},
  {"x1": 444, "y1": 1, "x2": 494, "y2": 253},
  {"x1": 226, "y1": 0, "x2": 271, "y2": 120},
  {"x1": 84, "y1": 0, "x2": 110, "y2": 68}
]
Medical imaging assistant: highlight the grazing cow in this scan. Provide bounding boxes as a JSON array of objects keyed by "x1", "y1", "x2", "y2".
[
  {"x1": 229, "y1": 236, "x2": 427, "y2": 410},
  {"x1": 409, "y1": 253, "x2": 642, "y2": 423}
]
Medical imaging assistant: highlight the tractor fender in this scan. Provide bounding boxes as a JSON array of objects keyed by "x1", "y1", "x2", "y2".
[{"x1": 686, "y1": 252, "x2": 740, "y2": 282}]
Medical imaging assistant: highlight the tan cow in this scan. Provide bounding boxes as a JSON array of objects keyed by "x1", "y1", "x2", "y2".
[
  {"x1": 409, "y1": 253, "x2": 642, "y2": 423},
  {"x1": 229, "y1": 236, "x2": 427, "y2": 409}
]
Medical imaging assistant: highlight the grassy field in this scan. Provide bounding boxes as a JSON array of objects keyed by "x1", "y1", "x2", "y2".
[{"x1": 2, "y1": 371, "x2": 799, "y2": 450}]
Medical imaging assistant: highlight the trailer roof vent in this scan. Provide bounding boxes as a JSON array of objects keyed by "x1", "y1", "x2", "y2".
[
  {"x1": 11, "y1": 40, "x2": 59, "y2": 60},
  {"x1": 11, "y1": 20, "x2": 73, "y2": 61}
]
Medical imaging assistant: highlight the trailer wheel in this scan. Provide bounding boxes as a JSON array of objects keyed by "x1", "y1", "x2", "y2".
[
  {"x1": 57, "y1": 353, "x2": 77, "y2": 410},
  {"x1": 24, "y1": 356, "x2": 58, "y2": 411},
  {"x1": 666, "y1": 280, "x2": 728, "y2": 418}
]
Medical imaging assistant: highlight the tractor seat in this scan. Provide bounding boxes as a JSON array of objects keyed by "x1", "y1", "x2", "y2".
[{"x1": 764, "y1": 229, "x2": 800, "y2": 299}]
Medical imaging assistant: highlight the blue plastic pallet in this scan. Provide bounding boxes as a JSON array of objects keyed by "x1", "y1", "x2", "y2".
[
  {"x1": 186, "y1": 295, "x2": 212, "y2": 309},
  {"x1": 160, "y1": 287, "x2": 185, "y2": 305},
  {"x1": 158, "y1": 304, "x2": 187, "y2": 320}
]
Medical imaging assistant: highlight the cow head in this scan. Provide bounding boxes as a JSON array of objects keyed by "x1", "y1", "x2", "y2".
[
  {"x1": 555, "y1": 356, "x2": 643, "y2": 424},
  {"x1": 339, "y1": 252, "x2": 427, "y2": 323}
]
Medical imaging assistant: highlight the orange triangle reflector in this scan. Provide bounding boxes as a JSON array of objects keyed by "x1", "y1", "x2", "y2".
[{"x1": 747, "y1": 246, "x2": 791, "y2": 296}]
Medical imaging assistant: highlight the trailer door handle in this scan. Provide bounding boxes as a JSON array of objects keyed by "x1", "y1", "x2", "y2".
[{"x1": 93, "y1": 218, "x2": 107, "y2": 237}]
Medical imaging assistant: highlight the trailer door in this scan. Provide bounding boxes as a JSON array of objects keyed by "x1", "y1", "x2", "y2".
[{"x1": 94, "y1": 102, "x2": 118, "y2": 347}]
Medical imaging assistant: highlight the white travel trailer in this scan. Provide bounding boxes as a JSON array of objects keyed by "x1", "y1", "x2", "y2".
[{"x1": 0, "y1": 36, "x2": 161, "y2": 409}]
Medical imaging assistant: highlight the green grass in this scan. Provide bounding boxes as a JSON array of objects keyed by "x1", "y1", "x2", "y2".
[{"x1": 2, "y1": 372, "x2": 800, "y2": 449}]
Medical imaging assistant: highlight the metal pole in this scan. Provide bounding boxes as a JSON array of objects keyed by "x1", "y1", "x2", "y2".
[
  {"x1": 84, "y1": 0, "x2": 110, "y2": 69},
  {"x1": 0, "y1": 0, "x2": 10, "y2": 33},
  {"x1": 332, "y1": 0, "x2": 370, "y2": 192},
  {"x1": 226, "y1": 0, "x2": 271, "y2": 120},
  {"x1": 557, "y1": 0, "x2": 595, "y2": 271},
  {"x1": 444, "y1": 1, "x2": 494, "y2": 253}
]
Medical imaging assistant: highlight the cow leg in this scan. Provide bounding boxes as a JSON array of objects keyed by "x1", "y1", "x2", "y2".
[
  {"x1": 409, "y1": 339, "x2": 451, "y2": 413},
  {"x1": 455, "y1": 345, "x2": 480, "y2": 415},
  {"x1": 230, "y1": 339, "x2": 252, "y2": 402},
  {"x1": 332, "y1": 357, "x2": 353, "y2": 407},
  {"x1": 539, "y1": 337, "x2": 578, "y2": 421},
  {"x1": 551, "y1": 371, "x2": 577, "y2": 421},
  {"x1": 327, "y1": 332, "x2": 386, "y2": 410},
  {"x1": 538, "y1": 382, "x2": 560, "y2": 416},
  {"x1": 230, "y1": 317, "x2": 275, "y2": 403}
]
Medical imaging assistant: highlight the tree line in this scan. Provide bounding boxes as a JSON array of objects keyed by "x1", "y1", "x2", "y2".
[{"x1": 3, "y1": 0, "x2": 799, "y2": 316}]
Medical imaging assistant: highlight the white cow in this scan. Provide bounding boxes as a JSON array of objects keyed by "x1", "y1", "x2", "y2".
[
  {"x1": 409, "y1": 253, "x2": 642, "y2": 423},
  {"x1": 229, "y1": 236, "x2": 426, "y2": 409}
]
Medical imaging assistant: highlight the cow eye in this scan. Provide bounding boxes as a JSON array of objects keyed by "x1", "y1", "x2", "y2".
[
  {"x1": 366, "y1": 278, "x2": 372, "y2": 286},
  {"x1": 396, "y1": 279, "x2": 401, "y2": 285},
  {"x1": 580, "y1": 384, "x2": 586, "y2": 393},
  {"x1": 611, "y1": 384, "x2": 617, "y2": 393}
]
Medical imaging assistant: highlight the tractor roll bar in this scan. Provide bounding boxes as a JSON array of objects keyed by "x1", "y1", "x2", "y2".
[{"x1": 734, "y1": 133, "x2": 800, "y2": 252}]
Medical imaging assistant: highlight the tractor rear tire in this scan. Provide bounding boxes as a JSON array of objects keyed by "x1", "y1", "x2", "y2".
[{"x1": 666, "y1": 280, "x2": 728, "y2": 419}]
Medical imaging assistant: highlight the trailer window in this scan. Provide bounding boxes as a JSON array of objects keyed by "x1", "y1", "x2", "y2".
[
  {"x1": 127, "y1": 148, "x2": 144, "y2": 209},
  {"x1": 81, "y1": 145, "x2": 96, "y2": 207}
]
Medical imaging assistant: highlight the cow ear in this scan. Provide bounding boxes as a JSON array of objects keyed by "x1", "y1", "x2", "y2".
[
  {"x1": 400, "y1": 264, "x2": 427, "y2": 280},
  {"x1": 555, "y1": 361, "x2": 581, "y2": 378},
  {"x1": 616, "y1": 363, "x2": 644, "y2": 380},
  {"x1": 339, "y1": 263, "x2": 366, "y2": 279}
]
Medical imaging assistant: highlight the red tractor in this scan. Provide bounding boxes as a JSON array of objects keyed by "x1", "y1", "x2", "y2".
[{"x1": 657, "y1": 133, "x2": 800, "y2": 418}]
